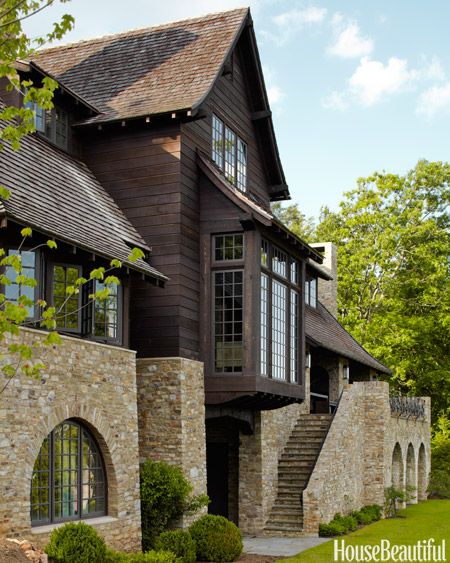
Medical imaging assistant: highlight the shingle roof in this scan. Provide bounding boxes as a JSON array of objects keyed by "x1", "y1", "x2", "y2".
[
  {"x1": 32, "y1": 8, "x2": 249, "y2": 124},
  {"x1": 305, "y1": 302, "x2": 391, "y2": 374},
  {"x1": 0, "y1": 117, "x2": 167, "y2": 281}
]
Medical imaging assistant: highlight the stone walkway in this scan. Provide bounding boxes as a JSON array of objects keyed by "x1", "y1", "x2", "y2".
[{"x1": 243, "y1": 536, "x2": 330, "y2": 557}]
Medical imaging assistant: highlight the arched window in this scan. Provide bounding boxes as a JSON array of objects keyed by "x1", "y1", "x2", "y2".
[{"x1": 31, "y1": 420, "x2": 106, "y2": 525}]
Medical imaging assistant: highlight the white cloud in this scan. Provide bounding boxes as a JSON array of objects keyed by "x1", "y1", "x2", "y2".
[
  {"x1": 420, "y1": 55, "x2": 446, "y2": 81},
  {"x1": 321, "y1": 90, "x2": 349, "y2": 111},
  {"x1": 273, "y1": 6, "x2": 327, "y2": 28},
  {"x1": 263, "y1": 65, "x2": 285, "y2": 110},
  {"x1": 416, "y1": 83, "x2": 450, "y2": 120},
  {"x1": 327, "y1": 14, "x2": 373, "y2": 58},
  {"x1": 267, "y1": 6, "x2": 326, "y2": 45},
  {"x1": 267, "y1": 85, "x2": 285, "y2": 105},
  {"x1": 348, "y1": 56, "x2": 418, "y2": 106}
]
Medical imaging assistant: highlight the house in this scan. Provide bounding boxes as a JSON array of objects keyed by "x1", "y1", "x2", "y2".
[{"x1": 0, "y1": 8, "x2": 430, "y2": 549}]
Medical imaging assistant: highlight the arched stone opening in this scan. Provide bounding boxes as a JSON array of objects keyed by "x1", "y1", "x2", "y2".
[
  {"x1": 406, "y1": 443, "x2": 417, "y2": 504},
  {"x1": 310, "y1": 366, "x2": 330, "y2": 413},
  {"x1": 391, "y1": 443, "x2": 404, "y2": 489},
  {"x1": 418, "y1": 443, "x2": 428, "y2": 501}
]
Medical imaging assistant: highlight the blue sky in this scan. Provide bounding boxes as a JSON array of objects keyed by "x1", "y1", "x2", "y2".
[{"x1": 24, "y1": 1, "x2": 450, "y2": 219}]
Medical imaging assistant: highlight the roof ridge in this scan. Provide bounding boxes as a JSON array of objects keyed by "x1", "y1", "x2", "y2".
[{"x1": 36, "y1": 7, "x2": 249, "y2": 54}]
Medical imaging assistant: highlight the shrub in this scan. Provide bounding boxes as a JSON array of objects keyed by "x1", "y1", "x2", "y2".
[
  {"x1": 362, "y1": 504, "x2": 382, "y2": 521},
  {"x1": 333, "y1": 513, "x2": 357, "y2": 532},
  {"x1": 140, "y1": 460, "x2": 209, "y2": 550},
  {"x1": 154, "y1": 531, "x2": 196, "y2": 563},
  {"x1": 45, "y1": 522, "x2": 107, "y2": 563},
  {"x1": 318, "y1": 521, "x2": 347, "y2": 537},
  {"x1": 189, "y1": 515, "x2": 243, "y2": 562},
  {"x1": 384, "y1": 486, "x2": 415, "y2": 517},
  {"x1": 105, "y1": 550, "x2": 181, "y2": 563}
]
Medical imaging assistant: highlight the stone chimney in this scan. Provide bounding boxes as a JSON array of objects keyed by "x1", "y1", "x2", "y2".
[{"x1": 310, "y1": 242, "x2": 338, "y2": 317}]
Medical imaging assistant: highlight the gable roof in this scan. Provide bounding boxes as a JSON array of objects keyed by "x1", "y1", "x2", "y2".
[
  {"x1": 32, "y1": 8, "x2": 249, "y2": 125},
  {"x1": 0, "y1": 115, "x2": 167, "y2": 282},
  {"x1": 32, "y1": 8, "x2": 289, "y2": 200},
  {"x1": 305, "y1": 302, "x2": 391, "y2": 374}
]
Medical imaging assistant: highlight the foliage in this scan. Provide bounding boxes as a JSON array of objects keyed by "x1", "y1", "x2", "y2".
[
  {"x1": 45, "y1": 521, "x2": 107, "y2": 563},
  {"x1": 140, "y1": 460, "x2": 209, "y2": 551},
  {"x1": 278, "y1": 161, "x2": 450, "y2": 423},
  {"x1": 319, "y1": 505, "x2": 382, "y2": 537},
  {"x1": 384, "y1": 486, "x2": 416, "y2": 518},
  {"x1": 286, "y1": 500, "x2": 450, "y2": 563},
  {"x1": 105, "y1": 549, "x2": 181, "y2": 563},
  {"x1": 154, "y1": 531, "x2": 196, "y2": 563},
  {"x1": 0, "y1": 0, "x2": 74, "y2": 150},
  {"x1": 428, "y1": 414, "x2": 450, "y2": 498},
  {"x1": 271, "y1": 202, "x2": 316, "y2": 242},
  {"x1": 189, "y1": 514, "x2": 243, "y2": 562}
]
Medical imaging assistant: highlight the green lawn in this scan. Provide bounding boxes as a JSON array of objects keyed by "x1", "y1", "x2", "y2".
[{"x1": 284, "y1": 500, "x2": 450, "y2": 563}]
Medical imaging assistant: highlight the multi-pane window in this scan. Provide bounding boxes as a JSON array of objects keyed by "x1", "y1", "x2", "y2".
[
  {"x1": 272, "y1": 247, "x2": 287, "y2": 278},
  {"x1": 30, "y1": 420, "x2": 106, "y2": 525},
  {"x1": 260, "y1": 273, "x2": 269, "y2": 376},
  {"x1": 4, "y1": 250, "x2": 37, "y2": 318},
  {"x1": 305, "y1": 275, "x2": 317, "y2": 308},
  {"x1": 52, "y1": 265, "x2": 81, "y2": 331},
  {"x1": 93, "y1": 281, "x2": 120, "y2": 342},
  {"x1": 211, "y1": 114, "x2": 247, "y2": 191},
  {"x1": 214, "y1": 233, "x2": 244, "y2": 261},
  {"x1": 260, "y1": 239, "x2": 301, "y2": 382},
  {"x1": 25, "y1": 97, "x2": 69, "y2": 150},
  {"x1": 214, "y1": 271, "x2": 243, "y2": 373},
  {"x1": 272, "y1": 280, "x2": 287, "y2": 379},
  {"x1": 224, "y1": 127, "x2": 236, "y2": 184},
  {"x1": 290, "y1": 290, "x2": 299, "y2": 382},
  {"x1": 212, "y1": 114, "x2": 224, "y2": 169}
]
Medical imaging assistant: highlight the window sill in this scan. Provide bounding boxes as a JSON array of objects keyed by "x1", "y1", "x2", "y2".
[{"x1": 31, "y1": 516, "x2": 117, "y2": 534}]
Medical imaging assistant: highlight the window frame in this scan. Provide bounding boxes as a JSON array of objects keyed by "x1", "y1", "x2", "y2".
[
  {"x1": 90, "y1": 280, "x2": 123, "y2": 346},
  {"x1": 49, "y1": 262, "x2": 83, "y2": 334},
  {"x1": 211, "y1": 232, "x2": 245, "y2": 375},
  {"x1": 2, "y1": 248, "x2": 41, "y2": 321},
  {"x1": 211, "y1": 113, "x2": 247, "y2": 192},
  {"x1": 260, "y1": 239, "x2": 302, "y2": 383},
  {"x1": 30, "y1": 419, "x2": 107, "y2": 527},
  {"x1": 305, "y1": 274, "x2": 318, "y2": 308}
]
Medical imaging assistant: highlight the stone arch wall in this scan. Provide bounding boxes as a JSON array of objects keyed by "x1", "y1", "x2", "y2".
[
  {"x1": 406, "y1": 443, "x2": 417, "y2": 504},
  {"x1": 0, "y1": 328, "x2": 142, "y2": 551},
  {"x1": 391, "y1": 443, "x2": 404, "y2": 490},
  {"x1": 418, "y1": 443, "x2": 428, "y2": 501}
]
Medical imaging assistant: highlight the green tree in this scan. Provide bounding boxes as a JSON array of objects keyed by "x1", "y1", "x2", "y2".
[
  {"x1": 314, "y1": 160, "x2": 450, "y2": 421},
  {"x1": 0, "y1": 0, "x2": 74, "y2": 149},
  {"x1": 271, "y1": 202, "x2": 316, "y2": 242}
]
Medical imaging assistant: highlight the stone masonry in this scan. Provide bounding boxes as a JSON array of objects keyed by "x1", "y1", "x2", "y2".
[
  {"x1": 0, "y1": 327, "x2": 142, "y2": 551},
  {"x1": 302, "y1": 381, "x2": 430, "y2": 533},
  {"x1": 136, "y1": 358, "x2": 207, "y2": 524}
]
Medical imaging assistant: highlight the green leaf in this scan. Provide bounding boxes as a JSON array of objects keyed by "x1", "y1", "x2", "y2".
[
  {"x1": 20, "y1": 227, "x2": 32, "y2": 238},
  {"x1": 47, "y1": 240, "x2": 58, "y2": 249}
]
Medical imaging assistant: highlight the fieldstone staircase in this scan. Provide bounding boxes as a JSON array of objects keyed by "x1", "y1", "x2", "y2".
[{"x1": 264, "y1": 413, "x2": 333, "y2": 536}]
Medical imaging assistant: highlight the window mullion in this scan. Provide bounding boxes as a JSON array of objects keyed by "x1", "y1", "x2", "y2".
[{"x1": 78, "y1": 427, "x2": 82, "y2": 520}]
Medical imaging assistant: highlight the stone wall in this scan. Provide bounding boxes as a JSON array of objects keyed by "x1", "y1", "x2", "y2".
[
  {"x1": 239, "y1": 396, "x2": 310, "y2": 534},
  {"x1": 302, "y1": 381, "x2": 431, "y2": 533},
  {"x1": 0, "y1": 328, "x2": 142, "y2": 551},
  {"x1": 310, "y1": 242, "x2": 338, "y2": 317},
  {"x1": 136, "y1": 358, "x2": 207, "y2": 524}
]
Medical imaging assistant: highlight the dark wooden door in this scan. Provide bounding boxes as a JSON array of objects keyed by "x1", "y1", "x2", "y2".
[{"x1": 206, "y1": 442, "x2": 229, "y2": 518}]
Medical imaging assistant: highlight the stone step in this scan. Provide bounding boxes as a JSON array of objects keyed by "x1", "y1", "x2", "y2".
[
  {"x1": 272, "y1": 502, "x2": 303, "y2": 510},
  {"x1": 297, "y1": 414, "x2": 333, "y2": 420},
  {"x1": 270, "y1": 509, "x2": 303, "y2": 518},
  {"x1": 268, "y1": 515, "x2": 303, "y2": 525},
  {"x1": 264, "y1": 521, "x2": 303, "y2": 531},
  {"x1": 278, "y1": 463, "x2": 315, "y2": 471}
]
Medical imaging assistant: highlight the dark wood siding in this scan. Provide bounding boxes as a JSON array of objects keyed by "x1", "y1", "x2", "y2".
[
  {"x1": 82, "y1": 123, "x2": 201, "y2": 359},
  {"x1": 181, "y1": 40, "x2": 272, "y2": 209}
]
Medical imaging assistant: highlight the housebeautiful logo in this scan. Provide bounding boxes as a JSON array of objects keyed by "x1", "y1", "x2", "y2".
[{"x1": 333, "y1": 539, "x2": 447, "y2": 562}]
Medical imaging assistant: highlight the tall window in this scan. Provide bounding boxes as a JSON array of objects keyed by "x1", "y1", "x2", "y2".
[
  {"x1": 214, "y1": 233, "x2": 244, "y2": 261},
  {"x1": 260, "y1": 240, "x2": 301, "y2": 382},
  {"x1": 214, "y1": 271, "x2": 243, "y2": 373},
  {"x1": 4, "y1": 250, "x2": 37, "y2": 318},
  {"x1": 305, "y1": 275, "x2": 317, "y2": 308},
  {"x1": 25, "y1": 97, "x2": 69, "y2": 150},
  {"x1": 211, "y1": 114, "x2": 247, "y2": 191},
  {"x1": 31, "y1": 420, "x2": 106, "y2": 525},
  {"x1": 92, "y1": 282, "x2": 121, "y2": 342},
  {"x1": 52, "y1": 265, "x2": 82, "y2": 331}
]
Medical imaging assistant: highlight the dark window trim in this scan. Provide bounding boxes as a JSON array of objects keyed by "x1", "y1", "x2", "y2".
[
  {"x1": 260, "y1": 239, "x2": 302, "y2": 383},
  {"x1": 2, "y1": 247, "x2": 41, "y2": 322},
  {"x1": 211, "y1": 266, "x2": 245, "y2": 376},
  {"x1": 31, "y1": 419, "x2": 107, "y2": 527},
  {"x1": 211, "y1": 113, "x2": 248, "y2": 192},
  {"x1": 49, "y1": 262, "x2": 83, "y2": 334},
  {"x1": 90, "y1": 280, "x2": 124, "y2": 346}
]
